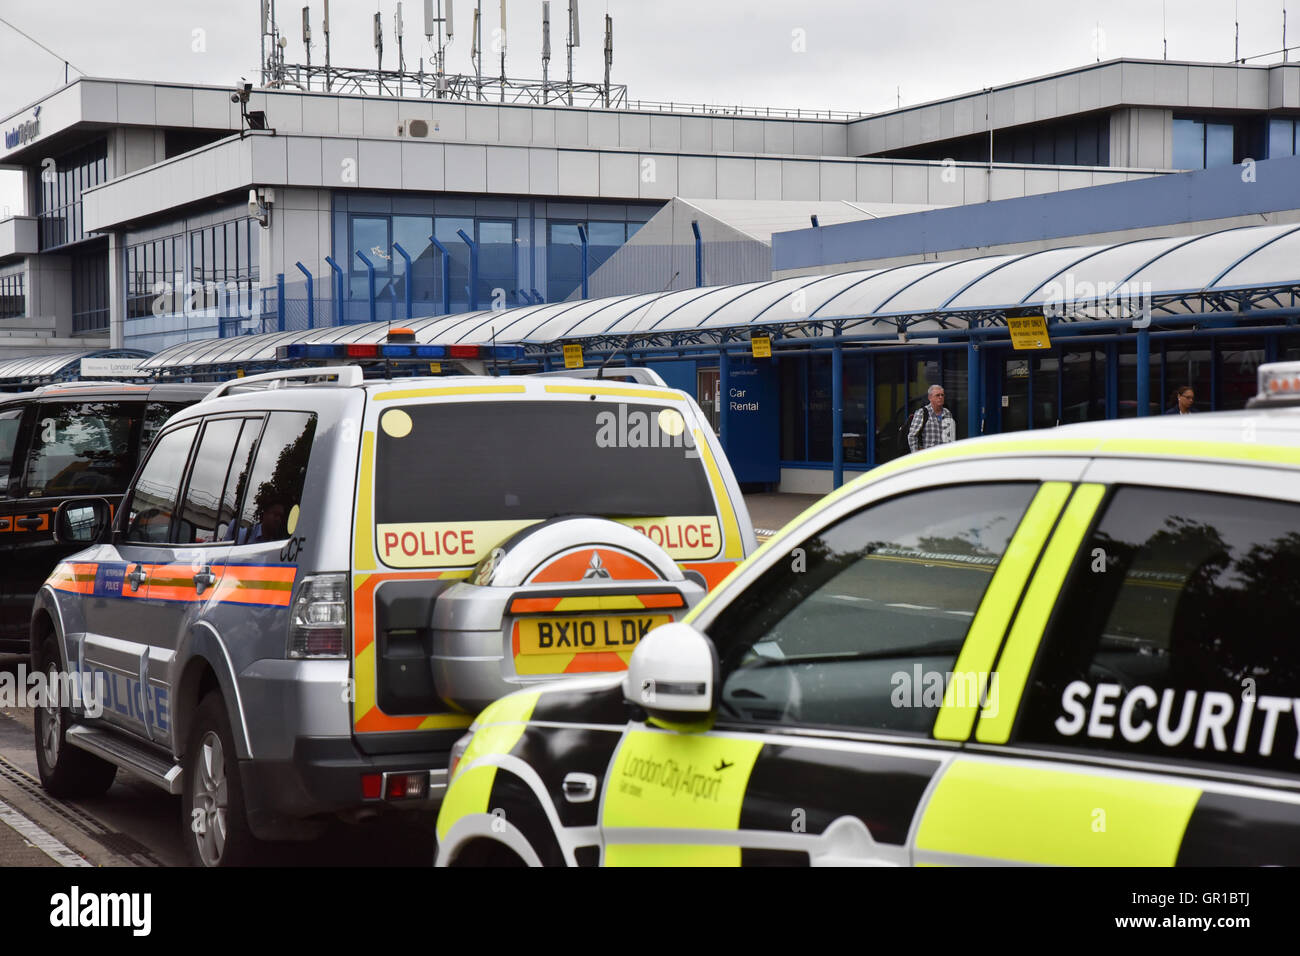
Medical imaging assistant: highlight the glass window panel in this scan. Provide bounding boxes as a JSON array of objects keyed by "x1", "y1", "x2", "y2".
[
  {"x1": 126, "y1": 424, "x2": 197, "y2": 544},
  {"x1": 1206, "y1": 122, "x2": 1234, "y2": 168},
  {"x1": 873, "y1": 353, "x2": 907, "y2": 464},
  {"x1": 780, "y1": 358, "x2": 807, "y2": 461},
  {"x1": 176, "y1": 418, "x2": 245, "y2": 545},
  {"x1": 1173, "y1": 118, "x2": 1204, "y2": 169},
  {"x1": 236, "y1": 412, "x2": 317, "y2": 545},
  {"x1": 1268, "y1": 119, "x2": 1296, "y2": 158},
  {"x1": 707, "y1": 483, "x2": 1038, "y2": 734}
]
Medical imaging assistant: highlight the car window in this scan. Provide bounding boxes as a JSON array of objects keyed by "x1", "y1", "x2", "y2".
[
  {"x1": 235, "y1": 412, "x2": 315, "y2": 546},
  {"x1": 0, "y1": 406, "x2": 23, "y2": 497},
  {"x1": 125, "y1": 424, "x2": 197, "y2": 544},
  {"x1": 375, "y1": 401, "x2": 716, "y2": 524},
  {"x1": 23, "y1": 401, "x2": 139, "y2": 498},
  {"x1": 219, "y1": 417, "x2": 263, "y2": 543},
  {"x1": 705, "y1": 483, "x2": 1039, "y2": 734},
  {"x1": 175, "y1": 418, "x2": 246, "y2": 545},
  {"x1": 141, "y1": 401, "x2": 190, "y2": 451},
  {"x1": 1017, "y1": 487, "x2": 1300, "y2": 777}
]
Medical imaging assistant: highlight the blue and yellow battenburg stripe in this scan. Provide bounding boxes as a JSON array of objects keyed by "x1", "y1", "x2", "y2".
[{"x1": 47, "y1": 560, "x2": 297, "y2": 608}]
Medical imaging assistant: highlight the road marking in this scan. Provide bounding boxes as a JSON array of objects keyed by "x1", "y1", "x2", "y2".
[
  {"x1": 886, "y1": 602, "x2": 934, "y2": 611},
  {"x1": 0, "y1": 797, "x2": 90, "y2": 867}
]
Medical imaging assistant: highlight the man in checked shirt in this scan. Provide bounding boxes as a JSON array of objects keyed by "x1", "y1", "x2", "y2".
[{"x1": 907, "y1": 385, "x2": 957, "y2": 453}]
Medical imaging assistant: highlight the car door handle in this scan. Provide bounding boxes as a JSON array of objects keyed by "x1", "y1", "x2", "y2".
[
  {"x1": 126, "y1": 566, "x2": 148, "y2": 591},
  {"x1": 562, "y1": 772, "x2": 597, "y2": 803},
  {"x1": 17, "y1": 516, "x2": 43, "y2": 529},
  {"x1": 193, "y1": 567, "x2": 216, "y2": 595}
]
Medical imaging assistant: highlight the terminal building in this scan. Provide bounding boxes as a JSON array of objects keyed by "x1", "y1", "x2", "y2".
[{"x1": 3, "y1": 52, "x2": 1300, "y2": 492}]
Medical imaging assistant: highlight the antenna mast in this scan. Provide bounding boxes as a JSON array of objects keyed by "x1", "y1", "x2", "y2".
[
  {"x1": 542, "y1": 1, "x2": 551, "y2": 103},
  {"x1": 567, "y1": 0, "x2": 579, "y2": 106},
  {"x1": 323, "y1": 0, "x2": 331, "y2": 91},
  {"x1": 603, "y1": 13, "x2": 613, "y2": 108},
  {"x1": 499, "y1": 0, "x2": 508, "y2": 103}
]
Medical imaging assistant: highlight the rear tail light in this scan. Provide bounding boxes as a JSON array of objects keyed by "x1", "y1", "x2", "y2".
[{"x1": 288, "y1": 573, "x2": 349, "y2": 659}]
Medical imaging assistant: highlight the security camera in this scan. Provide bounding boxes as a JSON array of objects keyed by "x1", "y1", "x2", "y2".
[{"x1": 248, "y1": 189, "x2": 260, "y2": 219}]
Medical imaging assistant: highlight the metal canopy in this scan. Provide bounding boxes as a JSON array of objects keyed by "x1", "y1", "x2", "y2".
[
  {"x1": 0, "y1": 349, "x2": 152, "y2": 383},
  {"x1": 140, "y1": 222, "x2": 1300, "y2": 371}
]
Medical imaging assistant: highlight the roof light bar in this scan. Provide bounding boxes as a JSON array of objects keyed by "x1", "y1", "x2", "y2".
[
  {"x1": 1249, "y1": 361, "x2": 1300, "y2": 407},
  {"x1": 274, "y1": 343, "x2": 526, "y2": 363}
]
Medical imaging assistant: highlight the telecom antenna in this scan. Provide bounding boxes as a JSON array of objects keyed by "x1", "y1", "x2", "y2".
[
  {"x1": 425, "y1": 0, "x2": 454, "y2": 95},
  {"x1": 1236, "y1": 0, "x2": 1240, "y2": 61},
  {"x1": 471, "y1": 2, "x2": 482, "y2": 99},
  {"x1": 374, "y1": 11, "x2": 383, "y2": 71},
  {"x1": 323, "y1": 0, "x2": 332, "y2": 90},
  {"x1": 499, "y1": 1, "x2": 508, "y2": 103},
  {"x1": 542, "y1": 2, "x2": 551, "y2": 103},
  {"x1": 1162, "y1": 1, "x2": 1167, "y2": 59},
  {"x1": 603, "y1": 13, "x2": 613, "y2": 108},
  {"x1": 567, "y1": 0, "x2": 580, "y2": 106},
  {"x1": 396, "y1": 2, "x2": 405, "y2": 96},
  {"x1": 1285, "y1": 3, "x2": 1290, "y2": 63},
  {"x1": 302, "y1": 6, "x2": 311, "y2": 70}
]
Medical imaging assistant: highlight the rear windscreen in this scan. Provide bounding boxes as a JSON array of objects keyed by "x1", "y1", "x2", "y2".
[{"x1": 375, "y1": 401, "x2": 716, "y2": 523}]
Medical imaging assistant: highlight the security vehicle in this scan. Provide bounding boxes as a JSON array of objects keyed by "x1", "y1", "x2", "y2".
[
  {"x1": 31, "y1": 363, "x2": 753, "y2": 866},
  {"x1": 435, "y1": 361, "x2": 1300, "y2": 866},
  {"x1": 0, "y1": 381, "x2": 210, "y2": 651}
]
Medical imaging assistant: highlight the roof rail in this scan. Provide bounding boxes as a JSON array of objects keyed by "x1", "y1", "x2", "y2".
[
  {"x1": 531, "y1": 366, "x2": 669, "y2": 388},
  {"x1": 203, "y1": 366, "x2": 365, "y2": 401},
  {"x1": 32, "y1": 381, "x2": 146, "y2": 394}
]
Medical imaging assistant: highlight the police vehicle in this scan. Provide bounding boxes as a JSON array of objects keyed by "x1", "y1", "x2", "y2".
[
  {"x1": 30, "y1": 361, "x2": 754, "y2": 866},
  {"x1": 435, "y1": 362, "x2": 1300, "y2": 866},
  {"x1": 0, "y1": 381, "x2": 209, "y2": 652}
]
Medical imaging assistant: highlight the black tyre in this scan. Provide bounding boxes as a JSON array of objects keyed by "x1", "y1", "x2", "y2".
[
  {"x1": 182, "y1": 692, "x2": 260, "y2": 867},
  {"x1": 33, "y1": 638, "x2": 117, "y2": 798}
]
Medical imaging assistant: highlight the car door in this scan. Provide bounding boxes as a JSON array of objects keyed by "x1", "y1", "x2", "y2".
[
  {"x1": 596, "y1": 460, "x2": 1092, "y2": 866},
  {"x1": 83, "y1": 422, "x2": 199, "y2": 741},
  {"x1": 0, "y1": 400, "x2": 30, "y2": 645},
  {"x1": 8, "y1": 398, "x2": 145, "y2": 649},
  {"x1": 916, "y1": 460, "x2": 1300, "y2": 866}
]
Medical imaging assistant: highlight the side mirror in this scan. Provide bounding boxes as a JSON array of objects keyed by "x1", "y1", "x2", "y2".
[
  {"x1": 54, "y1": 498, "x2": 113, "y2": 546},
  {"x1": 623, "y1": 622, "x2": 718, "y2": 733}
]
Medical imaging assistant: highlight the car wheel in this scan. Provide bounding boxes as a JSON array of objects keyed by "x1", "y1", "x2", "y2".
[
  {"x1": 183, "y1": 692, "x2": 259, "y2": 867},
  {"x1": 33, "y1": 638, "x2": 117, "y2": 798}
]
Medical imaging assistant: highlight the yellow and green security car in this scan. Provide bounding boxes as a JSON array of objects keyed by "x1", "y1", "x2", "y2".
[{"x1": 435, "y1": 362, "x2": 1300, "y2": 866}]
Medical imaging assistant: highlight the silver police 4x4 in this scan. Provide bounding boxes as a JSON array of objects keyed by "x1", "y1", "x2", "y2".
[{"x1": 31, "y1": 366, "x2": 753, "y2": 866}]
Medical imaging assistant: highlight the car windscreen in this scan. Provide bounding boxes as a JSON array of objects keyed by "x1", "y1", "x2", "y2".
[
  {"x1": 23, "y1": 401, "x2": 140, "y2": 498},
  {"x1": 374, "y1": 400, "x2": 716, "y2": 523}
]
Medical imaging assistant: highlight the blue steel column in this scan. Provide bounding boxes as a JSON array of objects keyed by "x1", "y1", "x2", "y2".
[
  {"x1": 430, "y1": 237, "x2": 452, "y2": 315},
  {"x1": 355, "y1": 251, "x2": 376, "y2": 325},
  {"x1": 691, "y1": 220, "x2": 703, "y2": 288},
  {"x1": 577, "y1": 225, "x2": 590, "y2": 299},
  {"x1": 392, "y1": 242, "x2": 413, "y2": 321},
  {"x1": 1136, "y1": 326, "x2": 1151, "y2": 417},
  {"x1": 832, "y1": 335, "x2": 844, "y2": 490},
  {"x1": 276, "y1": 272, "x2": 286, "y2": 332},
  {"x1": 718, "y1": 346, "x2": 730, "y2": 453},
  {"x1": 324, "y1": 256, "x2": 343, "y2": 325},
  {"x1": 967, "y1": 335, "x2": 981, "y2": 436},
  {"x1": 295, "y1": 262, "x2": 314, "y2": 329},
  {"x1": 457, "y1": 229, "x2": 479, "y2": 311}
]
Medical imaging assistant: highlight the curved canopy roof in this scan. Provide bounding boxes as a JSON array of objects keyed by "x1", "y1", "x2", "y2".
[
  {"x1": 141, "y1": 222, "x2": 1300, "y2": 370},
  {"x1": 0, "y1": 349, "x2": 151, "y2": 383}
]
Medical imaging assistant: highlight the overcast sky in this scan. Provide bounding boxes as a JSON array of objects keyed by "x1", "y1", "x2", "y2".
[{"x1": 1, "y1": 0, "x2": 1296, "y2": 214}]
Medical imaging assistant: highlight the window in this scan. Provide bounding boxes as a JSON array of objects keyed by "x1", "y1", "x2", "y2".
[
  {"x1": 23, "y1": 402, "x2": 139, "y2": 498},
  {"x1": 1017, "y1": 487, "x2": 1300, "y2": 776},
  {"x1": 71, "y1": 245, "x2": 109, "y2": 334},
  {"x1": 182, "y1": 219, "x2": 259, "y2": 315},
  {"x1": 125, "y1": 424, "x2": 197, "y2": 543},
  {"x1": 175, "y1": 418, "x2": 247, "y2": 545},
  {"x1": 1173, "y1": 117, "x2": 1238, "y2": 169},
  {"x1": 0, "y1": 406, "x2": 23, "y2": 496},
  {"x1": 706, "y1": 483, "x2": 1039, "y2": 734},
  {"x1": 1268, "y1": 118, "x2": 1297, "y2": 158},
  {"x1": 126, "y1": 235, "x2": 183, "y2": 318},
  {"x1": 37, "y1": 139, "x2": 107, "y2": 250},
  {"x1": 0, "y1": 273, "x2": 24, "y2": 320},
  {"x1": 236, "y1": 412, "x2": 316, "y2": 546},
  {"x1": 141, "y1": 402, "x2": 189, "y2": 451},
  {"x1": 375, "y1": 402, "x2": 713, "y2": 526}
]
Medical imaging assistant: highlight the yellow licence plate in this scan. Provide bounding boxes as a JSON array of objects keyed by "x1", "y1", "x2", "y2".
[{"x1": 517, "y1": 615, "x2": 674, "y2": 656}]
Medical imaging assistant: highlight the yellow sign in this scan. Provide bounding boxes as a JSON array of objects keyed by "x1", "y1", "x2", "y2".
[
  {"x1": 563, "y1": 344, "x2": 584, "y2": 369},
  {"x1": 235, "y1": 369, "x2": 245, "y2": 378},
  {"x1": 1008, "y1": 314, "x2": 1051, "y2": 351},
  {"x1": 429, "y1": 361, "x2": 442, "y2": 374},
  {"x1": 751, "y1": 336, "x2": 772, "y2": 358}
]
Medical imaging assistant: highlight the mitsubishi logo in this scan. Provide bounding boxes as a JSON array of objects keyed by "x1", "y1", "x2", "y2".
[{"x1": 583, "y1": 551, "x2": 611, "y2": 580}]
